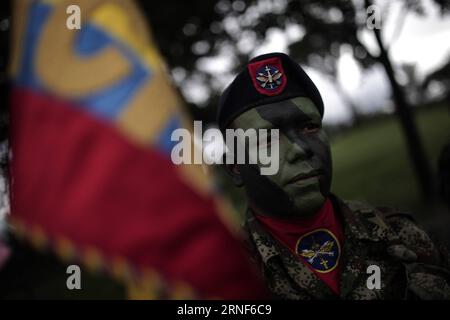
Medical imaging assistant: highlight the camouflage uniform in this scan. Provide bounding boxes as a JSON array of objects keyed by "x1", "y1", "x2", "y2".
[{"x1": 244, "y1": 195, "x2": 450, "y2": 300}]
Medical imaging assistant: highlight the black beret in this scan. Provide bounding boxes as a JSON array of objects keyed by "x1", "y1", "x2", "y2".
[{"x1": 217, "y1": 52, "x2": 324, "y2": 132}]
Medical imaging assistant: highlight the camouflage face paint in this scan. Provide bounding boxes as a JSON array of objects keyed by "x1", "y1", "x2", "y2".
[{"x1": 232, "y1": 97, "x2": 332, "y2": 219}]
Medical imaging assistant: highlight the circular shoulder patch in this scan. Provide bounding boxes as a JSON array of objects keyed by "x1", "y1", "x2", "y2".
[{"x1": 295, "y1": 229, "x2": 340, "y2": 273}]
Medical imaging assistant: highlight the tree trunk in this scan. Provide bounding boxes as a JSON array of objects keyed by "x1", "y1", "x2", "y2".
[{"x1": 372, "y1": 24, "x2": 435, "y2": 201}]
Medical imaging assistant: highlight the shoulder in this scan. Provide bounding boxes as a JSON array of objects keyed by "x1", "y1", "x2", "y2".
[
  {"x1": 342, "y1": 199, "x2": 446, "y2": 266},
  {"x1": 343, "y1": 199, "x2": 421, "y2": 240},
  {"x1": 381, "y1": 208, "x2": 450, "y2": 267}
]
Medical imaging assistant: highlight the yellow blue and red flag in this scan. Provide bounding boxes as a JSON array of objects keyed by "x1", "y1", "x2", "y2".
[{"x1": 9, "y1": 0, "x2": 267, "y2": 299}]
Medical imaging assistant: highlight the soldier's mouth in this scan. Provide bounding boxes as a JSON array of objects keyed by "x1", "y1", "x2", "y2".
[{"x1": 287, "y1": 171, "x2": 322, "y2": 184}]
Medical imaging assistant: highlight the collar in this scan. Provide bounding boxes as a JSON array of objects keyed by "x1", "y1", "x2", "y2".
[
  {"x1": 245, "y1": 195, "x2": 391, "y2": 260},
  {"x1": 244, "y1": 194, "x2": 396, "y2": 299}
]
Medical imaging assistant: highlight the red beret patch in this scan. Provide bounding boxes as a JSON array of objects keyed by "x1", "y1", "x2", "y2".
[{"x1": 248, "y1": 57, "x2": 287, "y2": 96}]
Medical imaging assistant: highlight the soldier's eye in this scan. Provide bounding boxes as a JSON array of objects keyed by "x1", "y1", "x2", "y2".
[{"x1": 301, "y1": 123, "x2": 320, "y2": 134}]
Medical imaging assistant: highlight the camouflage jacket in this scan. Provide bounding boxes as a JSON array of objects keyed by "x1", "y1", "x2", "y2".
[{"x1": 244, "y1": 195, "x2": 450, "y2": 300}]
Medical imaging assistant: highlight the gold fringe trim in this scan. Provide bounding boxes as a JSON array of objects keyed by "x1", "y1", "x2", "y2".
[{"x1": 8, "y1": 217, "x2": 199, "y2": 300}]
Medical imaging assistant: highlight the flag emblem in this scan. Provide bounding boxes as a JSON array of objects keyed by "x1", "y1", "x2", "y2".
[
  {"x1": 256, "y1": 65, "x2": 283, "y2": 90},
  {"x1": 248, "y1": 57, "x2": 286, "y2": 96}
]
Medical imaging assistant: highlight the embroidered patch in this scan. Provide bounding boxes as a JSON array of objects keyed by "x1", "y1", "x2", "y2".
[
  {"x1": 248, "y1": 57, "x2": 286, "y2": 96},
  {"x1": 295, "y1": 229, "x2": 340, "y2": 273}
]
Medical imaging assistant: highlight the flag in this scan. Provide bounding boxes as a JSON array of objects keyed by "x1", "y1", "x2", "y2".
[{"x1": 9, "y1": 0, "x2": 267, "y2": 299}]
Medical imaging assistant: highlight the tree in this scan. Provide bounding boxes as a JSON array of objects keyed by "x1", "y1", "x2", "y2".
[{"x1": 364, "y1": 0, "x2": 444, "y2": 200}]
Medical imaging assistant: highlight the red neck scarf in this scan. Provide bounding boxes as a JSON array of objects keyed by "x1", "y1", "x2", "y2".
[{"x1": 254, "y1": 198, "x2": 344, "y2": 295}]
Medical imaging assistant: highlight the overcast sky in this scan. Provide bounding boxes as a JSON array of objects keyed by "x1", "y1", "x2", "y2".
[{"x1": 180, "y1": 0, "x2": 450, "y2": 124}]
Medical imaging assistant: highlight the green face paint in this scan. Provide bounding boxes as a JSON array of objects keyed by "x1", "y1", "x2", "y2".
[{"x1": 232, "y1": 97, "x2": 332, "y2": 219}]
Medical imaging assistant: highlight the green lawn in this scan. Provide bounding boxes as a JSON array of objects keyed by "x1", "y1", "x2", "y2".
[{"x1": 331, "y1": 104, "x2": 450, "y2": 215}]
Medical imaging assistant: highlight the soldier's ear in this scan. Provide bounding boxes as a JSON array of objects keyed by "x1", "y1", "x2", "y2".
[{"x1": 224, "y1": 163, "x2": 244, "y2": 186}]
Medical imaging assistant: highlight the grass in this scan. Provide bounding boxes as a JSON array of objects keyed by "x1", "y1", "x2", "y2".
[{"x1": 330, "y1": 103, "x2": 450, "y2": 215}]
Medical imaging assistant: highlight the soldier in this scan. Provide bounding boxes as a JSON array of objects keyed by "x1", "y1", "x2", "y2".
[{"x1": 217, "y1": 52, "x2": 450, "y2": 300}]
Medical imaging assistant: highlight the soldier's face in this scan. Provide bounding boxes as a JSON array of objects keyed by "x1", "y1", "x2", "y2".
[{"x1": 230, "y1": 97, "x2": 332, "y2": 219}]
